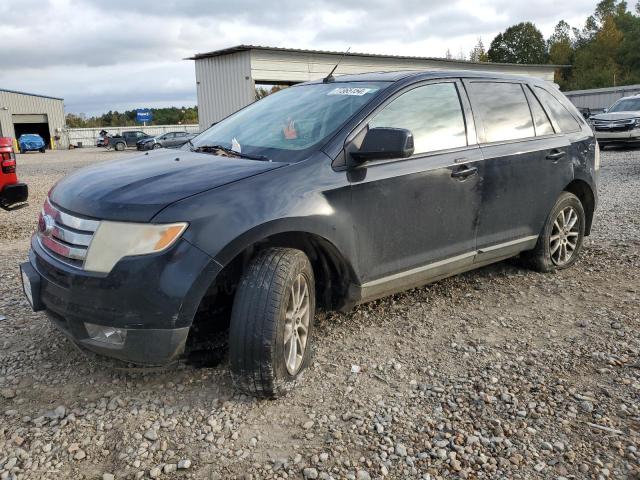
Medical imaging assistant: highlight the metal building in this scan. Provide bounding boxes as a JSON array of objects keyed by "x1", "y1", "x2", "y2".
[
  {"x1": 564, "y1": 84, "x2": 640, "y2": 112},
  {"x1": 0, "y1": 88, "x2": 65, "y2": 149},
  {"x1": 188, "y1": 45, "x2": 560, "y2": 131}
]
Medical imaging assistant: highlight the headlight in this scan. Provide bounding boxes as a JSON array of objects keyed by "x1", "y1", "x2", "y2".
[
  {"x1": 594, "y1": 141, "x2": 600, "y2": 171},
  {"x1": 84, "y1": 221, "x2": 187, "y2": 273},
  {"x1": 635, "y1": 118, "x2": 640, "y2": 127}
]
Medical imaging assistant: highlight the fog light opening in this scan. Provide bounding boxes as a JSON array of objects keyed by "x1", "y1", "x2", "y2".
[{"x1": 84, "y1": 323, "x2": 127, "y2": 345}]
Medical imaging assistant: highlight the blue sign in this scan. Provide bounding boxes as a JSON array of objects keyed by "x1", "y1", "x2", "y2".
[{"x1": 136, "y1": 109, "x2": 153, "y2": 123}]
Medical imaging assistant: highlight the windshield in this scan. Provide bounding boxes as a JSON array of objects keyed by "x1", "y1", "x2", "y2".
[
  {"x1": 608, "y1": 98, "x2": 640, "y2": 112},
  {"x1": 190, "y1": 81, "x2": 388, "y2": 162},
  {"x1": 20, "y1": 134, "x2": 41, "y2": 140}
]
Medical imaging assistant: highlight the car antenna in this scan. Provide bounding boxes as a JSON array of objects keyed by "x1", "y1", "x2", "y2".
[{"x1": 323, "y1": 47, "x2": 350, "y2": 83}]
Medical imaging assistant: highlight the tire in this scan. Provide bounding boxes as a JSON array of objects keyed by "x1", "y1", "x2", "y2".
[
  {"x1": 39, "y1": 147, "x2": 45, "y2": 153},
  {"x1": 114, "y1": 142, "x2": 125, "y2": 151},
  {"x1": 153, "y1": 143, "x2": 162, "y2": 149},
  {"x1": 229, "y1": 248, "x2": 315, "y2": 398},
  {"x1": 522, "y1": 192, "x2": 586, "y2": 273}
]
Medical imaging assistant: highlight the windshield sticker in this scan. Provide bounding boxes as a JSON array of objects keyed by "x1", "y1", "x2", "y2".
[
  {"x1": 231, "y1": 137, "x2": 241, "y2": 153},
  {"x1": 328, "y1": 87, "x2": 376, "y2": 96}
]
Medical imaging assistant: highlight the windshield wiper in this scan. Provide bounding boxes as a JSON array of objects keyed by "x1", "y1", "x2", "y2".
[{"x1": 193, "y1": 144, "x2": 270, "y2": 161}]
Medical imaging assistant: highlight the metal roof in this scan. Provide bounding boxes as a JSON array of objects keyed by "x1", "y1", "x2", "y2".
[
  {"x1": 0, "y1": 88, "x2": 63, "y2": 101},
  {"x1": 187, "y1": 44, "x2": 565, "y2": 69},
  {"x1": 564, "y1": 84, "x2": 640, "y2": 96}
]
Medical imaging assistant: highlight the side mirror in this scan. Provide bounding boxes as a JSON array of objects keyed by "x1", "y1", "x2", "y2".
[
  {"x1": 603, "y1": 108, "x2": 608, "y2": 113},
  {"x1": 351, "y1": 127, "x2": 414, "y2": 163}
]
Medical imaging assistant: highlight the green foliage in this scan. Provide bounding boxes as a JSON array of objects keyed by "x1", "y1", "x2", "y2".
[
  {"x1": 66, "y1": 106, "x2": 198, "y2": 128},
  {"x1": 469, "y1": 38, "x2": 489, "y2": 63},
  {"x1": 487, "y1": 1, "x2": 640, "y2": 90},
  {"x1": 487, "y1": 22, "x2": 547, "y2": 64}
]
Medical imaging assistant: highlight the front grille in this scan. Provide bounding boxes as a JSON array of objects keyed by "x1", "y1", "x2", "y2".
[
  {"x1": 38, "y1": 198, "x2": 100, "y2": 268},
  {"x1": 593, "y1": 118, "x2": 637, "y2": 131}
]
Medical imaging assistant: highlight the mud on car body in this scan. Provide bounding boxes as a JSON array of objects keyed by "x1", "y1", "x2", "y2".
[{"x1": 21, "y1": 71, "x2": 598, "y2": 397}]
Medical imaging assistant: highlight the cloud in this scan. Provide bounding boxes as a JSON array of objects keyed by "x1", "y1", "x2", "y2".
[{"x1": 0, "y1": 0, "x2": 597, "y2": 115}]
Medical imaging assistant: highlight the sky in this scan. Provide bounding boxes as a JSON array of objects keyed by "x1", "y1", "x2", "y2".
[{"x1": 0, "y1": 0, "x2": 598, "y2": 116}]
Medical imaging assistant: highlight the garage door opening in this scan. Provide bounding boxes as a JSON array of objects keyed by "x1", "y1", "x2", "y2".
[{"x1": 13, "y1": 122, "x2": 51, "y2": 148}]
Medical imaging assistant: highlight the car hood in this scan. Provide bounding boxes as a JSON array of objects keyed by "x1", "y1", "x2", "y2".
[
  {"x1": 591, "y1": 112, "x2": 640, "y2": 121},
  {"x1": 50, "y1": 150, "x2": 286, "y2": 222}
]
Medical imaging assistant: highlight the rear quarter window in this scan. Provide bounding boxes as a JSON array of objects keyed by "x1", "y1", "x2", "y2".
[
  {"x1": 534, "y1": 86, "x2": 581, "y2": 133},
  {"x1": 466, "y1": 82, "x2": 534, "y2": 143}
]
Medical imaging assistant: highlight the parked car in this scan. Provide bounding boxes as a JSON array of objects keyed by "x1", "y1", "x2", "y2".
[
  {"x1": 20, "y1": 71, "x2": 598, "y2": 398},
  {"x1": 18, "y1": 134, "x2": 46, "y2": 153},
  {"x1": 590, "y1": 94, "x2": 640, "y2": 147},
  {"x1": 104, "y1": 130, "x2": 152, "y2": 151},
  {"x1": 0, "y1": 137, "x2": 28, "y2": 209},
  {"x1": 137, "y1": 131, "x2": 197, "y2": 151}
]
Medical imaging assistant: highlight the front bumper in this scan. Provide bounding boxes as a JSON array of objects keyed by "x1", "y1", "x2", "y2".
[
  {"x1": 21, "y1": 236, "x2": 221, "y2": 365},
  {"x1": 137, "y1": 143, "x2": 154, "y2": 151},
  {"x1": 594, "y1": 128, "x2": 640, "y2": 143},
  {"x1": 0, "y1": 183, "x2": 28, "y2": 207}
]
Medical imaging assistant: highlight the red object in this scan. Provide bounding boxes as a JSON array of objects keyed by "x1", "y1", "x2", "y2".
[{"x1": 0, "y1": 137, "x2": 28, "y2": 209}]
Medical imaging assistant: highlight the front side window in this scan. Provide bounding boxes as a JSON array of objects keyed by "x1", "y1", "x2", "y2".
[
  {"x1": 192, "y1": 81, "x2": 388, "y2": 162},
  {"x1": 369, "y1": 82, "x2": 467, "y2": 154},
  {"x1": 534, "y1": 87, "x2": 581, "y2": 133},
  {"x1": 467, "y1": 82, "x2": 534, "y2": 143}
]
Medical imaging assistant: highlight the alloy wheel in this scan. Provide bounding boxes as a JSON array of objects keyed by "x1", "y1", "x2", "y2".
[
  {"x1": 550, "y1": 206, "x2": 580, "y2": 266},
  {"x1": 283, "y1": 273, "x2": 310, "y2": 375}
]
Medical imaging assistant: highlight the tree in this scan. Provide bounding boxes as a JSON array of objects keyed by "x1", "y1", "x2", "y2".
[
  {"x1": 487, "y1": 22, "x2": 546, "y2": 64},
  {"x1": 547, "y1": 21, "x2": 574, "y2": 88},
  {"x1": 469, "y1": 38, "x2": 489, "y2": 62}
]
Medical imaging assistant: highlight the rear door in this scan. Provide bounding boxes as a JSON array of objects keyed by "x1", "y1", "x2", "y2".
[
  {"x1": 463, "y1": 80, "x2": 574, "y2": 261},
  {"x1": 347, "y1": 80, "x2": 483, "y2": 287}
]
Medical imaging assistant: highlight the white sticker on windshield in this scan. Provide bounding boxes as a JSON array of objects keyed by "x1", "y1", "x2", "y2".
[
  {"x1": 231, "y1": 137, "x2": 241, "y2": 153},
  {"x1": 328, "y1": 87, "x2": 375, "y2": 96}
]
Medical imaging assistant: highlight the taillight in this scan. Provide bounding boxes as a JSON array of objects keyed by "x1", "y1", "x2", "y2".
[{"x1": 1, "y1": 152, "x2": 16, "y2": 173}]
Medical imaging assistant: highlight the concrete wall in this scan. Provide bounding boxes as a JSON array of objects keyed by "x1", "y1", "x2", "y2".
[
  {"x1": 0, "y1": 90, "x2": 65, "y2": 147},
  {"x1": 65, "y1": 124, "x2": 200, "y2": 147},
  {"x1": 564, "y1": 84, "x2": 640, "y2": 110},
  {"x1": 195, "y1": 50, "x2": 254, "y2": 130}
]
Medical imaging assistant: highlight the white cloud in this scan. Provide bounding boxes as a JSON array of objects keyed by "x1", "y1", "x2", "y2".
[{"x1": 0, "y1": 0, "x2": 597, "y2": 115}]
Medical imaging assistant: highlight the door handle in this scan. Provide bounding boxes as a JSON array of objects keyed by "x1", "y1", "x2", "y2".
[
  {"x1": 451, "y1": 165, "x2": 478, "y2": 179},
  {"x1": 546, "y1": 150, "x2": 566, "y2": 161}
]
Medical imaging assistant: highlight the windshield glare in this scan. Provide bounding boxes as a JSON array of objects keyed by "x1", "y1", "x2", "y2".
[
  {"x1": 609, "y1": 98, "x2": 640, "y2": 112},
  {"x1": 191, "y1": 82, "x2": 387, "y2": 162}
]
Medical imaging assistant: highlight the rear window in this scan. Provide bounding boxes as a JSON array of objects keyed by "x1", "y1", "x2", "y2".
[
  {"x1": 534, "y1": 87, "x2": 581, "y2": 133},
  {"x1": 467, "y1": 82, "x2": 534, "y2": 143},
  {"x1": 526, "y1": 89, "x2": 555, "y2": 136}
]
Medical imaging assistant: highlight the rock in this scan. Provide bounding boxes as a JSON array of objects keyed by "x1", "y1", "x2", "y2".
[
  {"x1": 103, "y1": 474, "x2": 115, "y2": 480},
  {"x1": 580, "y1": 401, "x2": 594, "y2": 413},
  {"x1": 356, "y1": 470, "x2": 371, "y2": 480},
  {"x1": 177, "y1": 459, "x2": 191, "y2": 469},
  {"x1": 395, "y1": 443, "x2": 407, "y2": 457},
  {"x1": 164, "y1": 464, "x2": 177, "y2": 474},
  {"x1": 53, "y1": 405, "x2": 66, "y2": 418},
  {"x1": 144, "y1": 428, "x2": 158, "y2": 441},
  {"x1": 149, "y1": 466, "x2": 161, "y2": 478},
  {"x1": 74, "y1": 450, "x2": 86, "y2": 460},
  {"x1": 1, "y1": 388, "x2": 16, "y2": 399},
  {"x1": 303, "y1": 467, "x2": 319, "y2": 479},
  {"x1": 302, "y1": 420, "x2": 314, "y2": 429}
]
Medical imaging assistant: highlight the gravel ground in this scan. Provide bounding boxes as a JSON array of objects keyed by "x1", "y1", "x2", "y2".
[{"x1": 0, "y1": 147, "x2": 639, "y2": 480}]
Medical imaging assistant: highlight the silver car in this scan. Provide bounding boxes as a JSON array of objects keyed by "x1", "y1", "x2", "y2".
[{"x1": 590, "y1": 94, "x2": 640, "y2": 147}]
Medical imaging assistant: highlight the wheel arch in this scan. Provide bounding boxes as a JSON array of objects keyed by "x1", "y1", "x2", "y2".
[{"x1": 564, "y1": 179, "x2": 595, "y2": 235}]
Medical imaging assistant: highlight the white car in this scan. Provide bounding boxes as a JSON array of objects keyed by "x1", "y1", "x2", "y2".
[{"x1": 590, "y1": 94, "x2": 640, "y2": 148}]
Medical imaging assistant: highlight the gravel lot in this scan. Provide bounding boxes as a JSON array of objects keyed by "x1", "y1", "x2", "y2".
[{"x1": 1, "y1": 147, "x2": 639, "y2": 480}]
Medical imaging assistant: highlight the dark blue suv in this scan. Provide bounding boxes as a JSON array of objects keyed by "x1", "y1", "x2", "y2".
[{"x1": 20, "y1": 71, "x2": 598, "y2": 397}]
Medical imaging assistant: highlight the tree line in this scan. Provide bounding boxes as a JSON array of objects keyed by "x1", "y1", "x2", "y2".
[
  {"x1": 65, "y1": 106, "x2": 199, "y2": 128},
  {"x1": 467, "y1": 0, "x2": 640, "y2": 90}
]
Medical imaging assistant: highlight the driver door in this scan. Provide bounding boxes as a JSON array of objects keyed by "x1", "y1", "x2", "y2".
[{"x1": 347, "y1": 80, "x2": 483, "y2": 296}]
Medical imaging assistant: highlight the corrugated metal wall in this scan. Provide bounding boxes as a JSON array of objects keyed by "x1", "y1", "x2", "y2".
[
  {"x1": 195, "y1": 51, "x2": 254, "y2": 131},
  {"x1": 0, "y1": 90, "x2": 65, "y2": 147},
  {"x1": 565, "y1": 84, "x2": 640, "y2": 110},
  {"x1": 249, "y1": 49, "x2": 557, "y2": 83},
  {"x1": 65, "y1": 124, "x2": 201, "y2": 147}
]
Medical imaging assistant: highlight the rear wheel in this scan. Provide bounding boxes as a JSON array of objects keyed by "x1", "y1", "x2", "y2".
[
  {"x1": 229, "y1": 248, "x2": 315, "y2": 398},
  {"x1": 39, "y1": 147, "x2": 45, "y2": 153},
  {"x1": 114, "y1": 142, "x2": 125, "y2": 151},
  {"x1": 522, "y1": 192, "x2": 585, "y2": 272}
]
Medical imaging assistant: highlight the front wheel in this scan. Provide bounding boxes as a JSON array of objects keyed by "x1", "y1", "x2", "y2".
[
  {"x1": 229, "y1": 248, "x2": 315, "y2": 398},
  {"x1": 522, "y1": 191, "x2": 586, "y2": 272},
  {"x1": 153, "y1": 143, "x2": 162, "y2": 149},
  {"x1": 39, "y1": 147, "x2": 46, "y2": 153}
]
